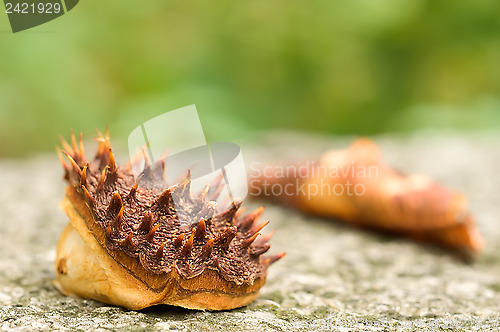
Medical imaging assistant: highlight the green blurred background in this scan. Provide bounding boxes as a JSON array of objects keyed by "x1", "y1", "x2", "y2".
[{"x1": 0, "y1": 0, "x2": 499, "y2": 157}]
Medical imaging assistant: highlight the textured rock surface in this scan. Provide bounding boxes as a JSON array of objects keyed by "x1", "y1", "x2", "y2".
[{"x1": 1, "y1": 131, "x2": 499, "y2": 331}]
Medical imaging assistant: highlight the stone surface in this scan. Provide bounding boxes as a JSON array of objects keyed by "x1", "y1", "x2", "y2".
[{"x1": 1, "y1": 131, "x2": 500, "y2": 331}]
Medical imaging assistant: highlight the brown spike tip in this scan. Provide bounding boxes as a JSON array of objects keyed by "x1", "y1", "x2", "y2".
[
  {"x1": 156, "y1": 242, "x2": 166, "y2": 259},
  {"x1": 97, "y1": 165, "x2": 109, "y2": 190},
  {"x1": 146, "y1": 223, "x2": 160, "y2": 242},
  {"x1": 265, "y1": 252, "x2": 286, "y2": 266},
  {"x1": 241, "y1": 232, "x2": 260, "y2": 248},
  {"x1": 217, "y1": 227, "x2": 237, "y2": 249},
  {"x1": 81, "y1": 164, "x2": 88, "y2": 187},
  {"x1": 181, "y1": 232, "x2": 195, "y2": 257},
  {"x1": 81, "y1": 185, "x2": 93, "y2": 205},
  {"x1": 114, "y1": 206, "x2": 124, "y2": 228},
  {"x1": 139, "y1": 212, "x2": 153, "y2": 233},
  {"x1": 108, "y1": 192, "x2": 123, "y2": 213},
  {"x1": 195, "y1": 219, "x2": 206, "y2": 240},
  {"x1": 200, "y1": 238, "x2": 215, "y2": 259},
  {"x1": 122, "y1": 232, "x2": 135, "y2": 248},
  {"x1": 251, "y1": 243, "x2": 270, "y2": 257},
  {"x1": 108, "y1": 148, "x2": 117, "y2": 173},
  {"x1": 61, "y1": 150, "x2": 81, "y2": 177}
]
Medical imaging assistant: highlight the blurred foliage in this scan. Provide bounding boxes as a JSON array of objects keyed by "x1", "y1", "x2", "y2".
[{"x1": 0, "y1": 0, "x2": 499, "y2": 157}]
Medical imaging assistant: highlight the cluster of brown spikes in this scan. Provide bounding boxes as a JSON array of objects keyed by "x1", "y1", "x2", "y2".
[{"x1": 58, "y1": 129, "x2": 284, "y2": 285}]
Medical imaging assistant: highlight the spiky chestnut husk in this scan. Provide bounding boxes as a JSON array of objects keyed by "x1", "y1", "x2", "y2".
[{"x1": 54, "y1": 129, "x2": 284, "y2": 310}]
